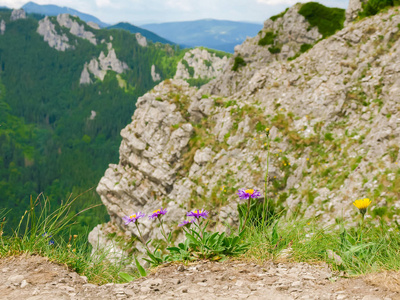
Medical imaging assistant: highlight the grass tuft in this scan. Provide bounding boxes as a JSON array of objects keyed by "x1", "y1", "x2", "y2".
[{"x1": 0, "y1": 194, "x2": 138, "y2": 285}]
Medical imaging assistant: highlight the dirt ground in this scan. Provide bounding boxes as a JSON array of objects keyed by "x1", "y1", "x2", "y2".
[{"x1": 0, "y1": 254, "x2": 399, "y2": 300}]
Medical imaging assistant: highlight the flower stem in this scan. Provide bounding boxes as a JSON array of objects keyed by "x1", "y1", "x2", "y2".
[
  {"x1": 158, "y1": 218, "x2": 170, "y2": 246},
  {"x1": 240, "y1": 198, "x2": 251, "y2": 233},
  {"x1": 135, "y1": 222, "x2": 151, "y2": 253},
  {"x1": 262, "y1": 135, "x2": 270, "y2": 227}
]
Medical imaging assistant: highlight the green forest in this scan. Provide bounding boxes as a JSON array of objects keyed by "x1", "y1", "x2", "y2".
[{"x1": 0, "y1": 9, "x2": 186, "y2": 235}]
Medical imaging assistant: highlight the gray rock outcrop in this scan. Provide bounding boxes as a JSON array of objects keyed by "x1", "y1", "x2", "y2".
[
  {"x1": 174, "y1": 48, "x2": 228, "y2": 80},
  {"x1": 79, "y1": 63, "x2": 92, "y2": 84},
  {"x1": 94, "y1": 80, "x2": 195, "y2": 244},
  {"x1": 37, "y1": 16, "x2": 71, "y2": 51},
  {"x1": 136, "y1": 33, "x2": 147, "y2": 47},
  {"x1": 57, "y1": 14, "x2": 97, "y2": 45},
  {"x1": 87, "y1": 21, "x2": 100, "y2": 30},
  {"x1": 10, "y1": 9, "x2": 26, "y2": 21},
  {"x1": 345, "y1": 0, "x2": 367, "y2": 25},
  {"x1": 151, "y1": 64, "x2": 161, "y2": 82},
  {"x1": 203, "y1": 3, "x2": 322, "y2": 97},
  {"x1": 80, "y1": 43, "x2": 128, "y2": 83},
  {"x1": 91, "y1": 4, "x2": 400, "y2": 256},
  {"x1": 0, "y1": 20, "x2": 5, "y2": 35}
]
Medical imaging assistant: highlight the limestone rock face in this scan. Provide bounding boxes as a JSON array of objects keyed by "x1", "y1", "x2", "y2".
[
  {"x1": 10, "y1": 9, "x2": 26, "y2": 21},
  {"x1": 80, "y1": 43, "x2": 128, "y2": 83},
  {"x1": 136, "y1": 33, "x2": 147, "y2": 47},
  {"x1": 79, "y1": 63, "x2": 92, "y2": 84},
  {"x1": 57, "y1": 14, "x2": 97, "y2": 45},
  {"x1": 203, "y1": 3, "x2": 322, "y2": 97},
  {"x1": 91, "y1": 5, "x2": 400, "y2": 256},
  {"x1": 345, "y1": 0, "x2": 367, "y2": 25},
  {"x1": 95, "y1": 80, "x2": 197, "y2": 243},
  {"x1": 151, "y1": 64, "x2": 161, "y2": 82},
  {"x1": 174, "y1": 48, "x2": 228, "y2": 80},
  {"x1": 37, "y1": 16, "x2": 71, "y2": 51},
  {"x1": 87, "y1": 21, "x2": 100, "y2": 30},
  {"x1": 0, "y1": 20, "x2": 5, "y2": 35}
]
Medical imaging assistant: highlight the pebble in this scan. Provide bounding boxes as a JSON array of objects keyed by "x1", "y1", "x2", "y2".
[
  {"x1": 8, "y1": 274, "x2": 25, "y2": 285},
  {"x1": 362, "y1": 296, "x2": 382, "y2": 300},
  {"x1": 21, "y1": 280, "x2": 28, "y2": 288}
]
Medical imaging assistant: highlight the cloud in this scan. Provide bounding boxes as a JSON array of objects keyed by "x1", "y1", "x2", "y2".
[
  {"x1": 95, "y1": 0, "x2": 112, "y2": 7},
  {"x1": 256, "y1": 0, "x2": 307, "y2": 5}
]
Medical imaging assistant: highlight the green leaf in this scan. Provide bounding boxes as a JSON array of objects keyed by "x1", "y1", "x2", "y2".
[
  {"x1": 119, "y1": 272, "x2": 135, "y2": 282},
  {"x1": 272, "y1": 220, "x2": 279, "y2": 245},
  {"x1": 134, "y1": 256, "x2": 147, "y2": 277}
]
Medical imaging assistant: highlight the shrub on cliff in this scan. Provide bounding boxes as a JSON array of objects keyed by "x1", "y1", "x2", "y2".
[
  {"x1": 359, "y1": 0, "x2": 400, "y2": 18},
  {"x1": 298, "y1": 2, "x2": 345, "y2": 38}
]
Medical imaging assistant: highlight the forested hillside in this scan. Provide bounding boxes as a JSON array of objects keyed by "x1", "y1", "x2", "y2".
[{"x1": 0, "y1": 8, "x2": 185, "y2": 234}]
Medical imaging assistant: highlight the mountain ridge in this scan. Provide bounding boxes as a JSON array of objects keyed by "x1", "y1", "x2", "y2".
[
  {"x1": 22, "y1": 1, "x2": 109, "y2": 27},
  {"x1": 107, "y1": 22, "x2": 173, "y2": 45},
  {"x1": 142, "y1": 19, "x2": 263, "y2": 53}
]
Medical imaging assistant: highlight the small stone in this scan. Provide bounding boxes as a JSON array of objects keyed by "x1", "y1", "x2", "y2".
[
  {"x1": 177, "y1": 265, "x2": 185, "y2": 272},
  {"x1": 140, "y1": 286, "x2": 151, "y2": 293},
  {"x1": 362, "y1": 296, "x2": 382, "y2": 300},
  {"x1": 249, "y1": 284, "x2": 259, "y2": 291},
  {"x1": 20, "y1": 280, "x2": 28, "y2": 288},
  {"x1": 197, "y1": 282, "x2": 208, "y2": 287},
  {"x1": 302, "y1": 275, "x2": 316, "y2": 280},
  {"x1": 235, "y1": 280, "x2": 244, "y2": 287},
  {"x1": 171, "y1": 279, "x2": 181, "y2": 285},
  {"x1": 291, "y1": 281, "x2": 302, "y2": 287},
  {"x1": 8, "y1": 275, "x2": 25, "y2": 285},
  {"x1": 337, "y1": 295, "x2": 347, "y2": 300}
]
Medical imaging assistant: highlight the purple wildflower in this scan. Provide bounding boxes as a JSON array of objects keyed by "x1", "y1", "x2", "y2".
[
  {"x1": 123, "y1": 212, "x2": 145, "y2": 225},
  {"x1": 186, "y1": 209, "x2": 209, "y2": 219},
  {"x1": 148, "y1": 208, "x2": 167, "y2": 220},
  {"x1": 178, "y1": 220, "x2": 194, "y2": 227},
  {"x1": 237, "y1": 189, "x2": 261, "y2": 200}
]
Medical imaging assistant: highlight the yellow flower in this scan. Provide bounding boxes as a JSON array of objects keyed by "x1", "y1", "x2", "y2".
[
  {"x1": 245, "y1": 189, "x2": 255, "y2": 195},
  {"x1": 265, "y1": 128, "x2": 270, "y2": 132},
  {"x1": 353, "y1": 198, "x2": 371, "y2": 215},
  {"x1": 72, "y1": 249, "x2": 76, "y2": 253},
  {"x1": 73, "y1": 235, "x2": 78, "y2": 239},
  {"x1": 306, "y1": 158, "x2": 309, "y2": 161}
]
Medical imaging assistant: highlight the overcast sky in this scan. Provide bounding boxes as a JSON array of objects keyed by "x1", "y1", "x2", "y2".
[{"x1": 1, "y1": 0, "x2": 349, "y2": 25}]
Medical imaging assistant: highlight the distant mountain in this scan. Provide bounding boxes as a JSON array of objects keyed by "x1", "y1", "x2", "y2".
[
  {"x1": 22, "y1": 1, "x2": 109, "y2": 27},
  {"x1": 108, "y1": 22, "x2": 173, "y2": 45},
  {"x1": 142, "y1": 19, "x2": 263, "y2": 53}
]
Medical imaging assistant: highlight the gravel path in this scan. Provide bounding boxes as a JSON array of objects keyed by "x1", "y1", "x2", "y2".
[{"x1": 0, "y1": 255, "x2": 398, "y2": 299}]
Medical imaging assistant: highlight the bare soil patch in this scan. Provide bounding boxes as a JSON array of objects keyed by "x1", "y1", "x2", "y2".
[{"x1": 0, "y1": 254, "x2": 398, "y2": 299}]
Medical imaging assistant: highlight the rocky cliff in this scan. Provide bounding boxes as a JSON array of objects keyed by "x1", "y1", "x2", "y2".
[
  {"x1": 80, "y1": 42, "x2": 128, "y2": 83},
  {"x1": 10, "y1": 9, "x2": 26, "y2": 21},
  {"x1": 203, "y1": 3, "x2": 323, "y2": 97},
  {"x1": 174, "y1": 48, "x2": 229, "y2": 80},
  {"x1": 37, "y1": 14, "x2": 98, "y2": 51},
  {"x1": 0, "y1": 20, "x2": 5, "y2": 35},
  {"x1": 90, "y1": 2, "x2": 400, "y2": 255}
]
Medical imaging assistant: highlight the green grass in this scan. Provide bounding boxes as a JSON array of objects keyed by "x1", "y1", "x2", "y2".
[
  {"x1": 298, "y1": 2, "x2": 345, "y2": 38},
  {"x1": 242, "y1": 214, "x2": 400, "y2": 275},
  {"x1": 359, "y1": 0, "x2": 400, "y2": 18},
  {"x1": 0, "y1": 195, "x2": 138, "y2": 285},
  {"x1": 258, "y1": 31, "x2": 277, "y2": 46},
  {"x1": 232, "y1": 56, "x2": 246, "y2": 71},
  {"x1": 270, "y1": 8, "x2": 289, "y2": 21},
  {"x1": 268, "y1": 46, "x2": 281, "y2": 54}
]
